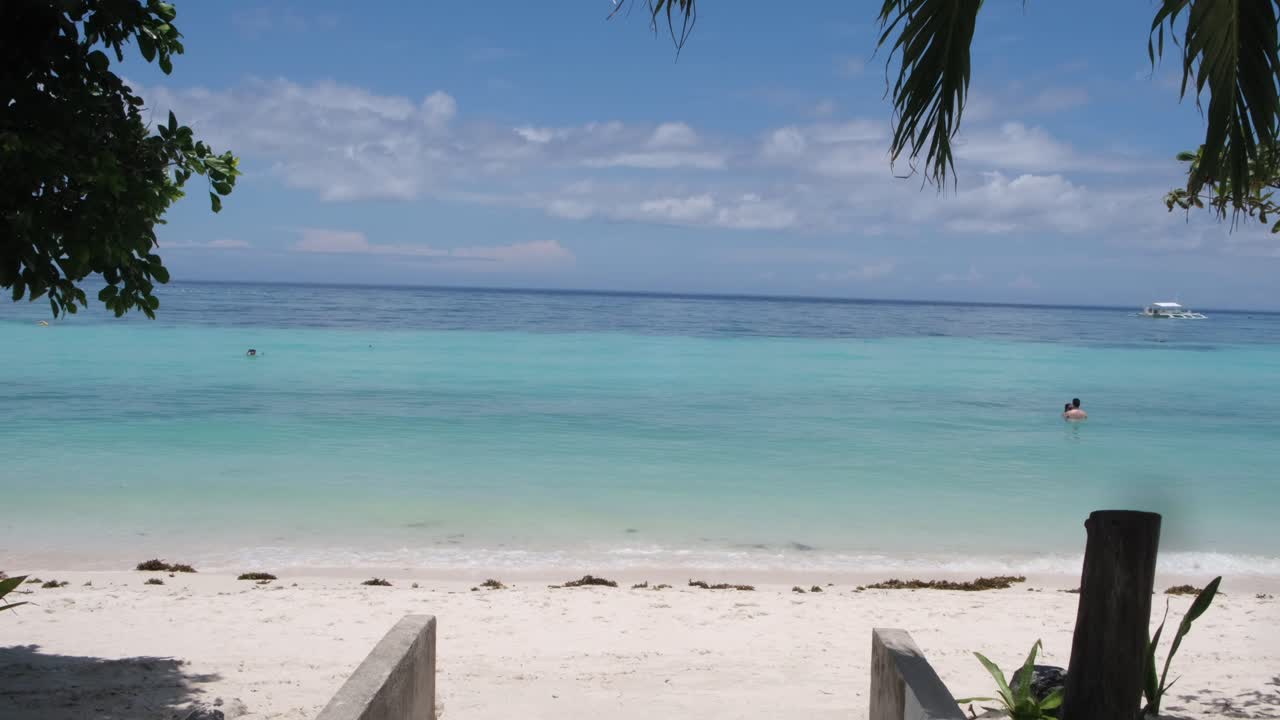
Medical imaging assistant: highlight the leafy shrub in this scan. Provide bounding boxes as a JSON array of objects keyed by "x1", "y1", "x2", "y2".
[
  {"x1": 1143, "y1": 576, "x2": 1221, "y2": 717},
  {"x1": 957, "y1": 640, "x2": 1063, "y2": 720},
  {"x1": 237, "y1": 572, "x2": 277, "y2": 581}
]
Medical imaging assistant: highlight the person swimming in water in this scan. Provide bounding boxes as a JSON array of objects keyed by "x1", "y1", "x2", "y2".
[
  {"x1": 1063, "y1": 397, "x2": 1087, "y2": 420},
  {"x1": 246, "y1": 348, "x2": 257, "y2": 357}
]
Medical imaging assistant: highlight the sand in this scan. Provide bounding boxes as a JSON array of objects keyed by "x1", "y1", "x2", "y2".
[{"x1": 1, "y1": 570, "x2": 1277, "y2": 720}]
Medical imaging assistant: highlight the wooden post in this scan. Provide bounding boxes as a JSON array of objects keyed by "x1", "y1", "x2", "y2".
[{"x1": 1061, "y1": 510, "x2": 1161, "y2": 720}]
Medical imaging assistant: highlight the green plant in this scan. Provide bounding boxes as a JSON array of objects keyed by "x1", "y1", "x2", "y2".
[
  {"x1": 1, "y1": 575, "x2": 29, "y2": 613},
  {"x1": 957, "y1": 640, "x2": 1063, "y2": 720},
  {"x1": 3, "y1": 1, "x2": 239, "y2": 318},
  {"x1": 1143, "y1": 576, "x2": 1221, "y2": 717}
]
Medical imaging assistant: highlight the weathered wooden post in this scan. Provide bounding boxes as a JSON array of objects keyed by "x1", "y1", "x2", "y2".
[{"x1": 1061, "y1": 510, "x2": 1161, "y2": 720}]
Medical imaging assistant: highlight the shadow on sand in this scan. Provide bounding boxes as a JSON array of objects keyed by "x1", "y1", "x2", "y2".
[
  {"x1": 1167, "y1": 675, "x2": 1280, "y2": 719},
  {"x1": 0, "y1": 644, "x2": 220, "y2": 720}
]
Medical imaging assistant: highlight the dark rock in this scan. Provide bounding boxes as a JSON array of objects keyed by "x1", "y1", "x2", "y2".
[{"x1": 1015, "y1": 665, "x2": 1067, "y2": 711}]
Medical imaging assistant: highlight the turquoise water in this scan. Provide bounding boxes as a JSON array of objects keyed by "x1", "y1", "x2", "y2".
[{"x1": 2, "y1": 284, "x2": 1279, "y2": 575}]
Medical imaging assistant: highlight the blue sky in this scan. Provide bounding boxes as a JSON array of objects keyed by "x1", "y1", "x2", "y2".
[{"x1": 128, "y1": 1, "x2": 1279, "y2": 309}]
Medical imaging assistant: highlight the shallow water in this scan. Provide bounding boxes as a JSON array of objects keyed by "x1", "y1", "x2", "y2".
[{"x1": 2, "y1": 283, "x2": 1278, "y2": 575}]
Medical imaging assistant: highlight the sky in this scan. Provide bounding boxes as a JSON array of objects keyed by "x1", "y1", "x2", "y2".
[{"x1": 125, "y1": 0, "x2": 1280, "y2": 309}]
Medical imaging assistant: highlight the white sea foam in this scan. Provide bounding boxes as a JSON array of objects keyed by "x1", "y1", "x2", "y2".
[{"x1": 194, "y1": 544, "x2": 1280, "y2": 578}]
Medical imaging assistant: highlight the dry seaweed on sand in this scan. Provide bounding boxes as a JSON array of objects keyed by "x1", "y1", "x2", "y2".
[
  {"x1": 361, "y1": 578, "x2": 392, "y2": 587},
  {"x1": 135, "y1": 559, "x2": 196, "y2": 573},
  {"x1": 688, "y1": 580, "x2": 755, "y2": 591},
  {"x1": 1165, "y1": 584, "x2": 1203, "y2": 596},
  {"x1": 792, "y1": 586, "x2": 806, "y2": 593},
  {"x1": 480, "y1": 579, "x2": 506, "y2": 589},
  {"x1": 562, "y1": 575, "x2": 617, "y2": 588},
  {"x1": 237, "y1": 572, "x2": 278, "y2": 581},
  {"x1": 809, "y1": 585, "x2": 823, "y2": 593},
  {"x1": 865, "y1": 575, "x2": 1026, "y2": 591},
  {"x1": 632, "y1": 581, "x2": 649, "y2": 589},
  {"x1": 144, "y1": 578, "x2": 164, "y2": 585},
  {"x1": 41, "y1": 580, "x2": 69, "y2": 589}
]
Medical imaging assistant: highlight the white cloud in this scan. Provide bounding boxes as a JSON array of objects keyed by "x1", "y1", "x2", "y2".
[
  {"x1": 421, "y1": 91, "x2": 457, "y2": 131},
  {"x1": 291, "y1": 229, "x2": 573, "y2": 271},
  {"x1": 294, "y1": 228, "x2": 444, "y2": 257},
  {"x1": 649, "y1": 122, "x2": 698, "y2": 148},
  {"x1": 163, "y1": 239, "x2": 252, "y2": 250},
  {"x1": 837, "y1": 56, "x2": 866, "y2": 78},
  {"x1": 634, "y1": 194, "x2": 716, "y2": 223},
  {"x1": 583, "y1": 151, "x2": 725, "y2": 170},
  {"x1": 1028, "y1": 87, "x2": 1090, "y2": 113},
  {"x1": 1009, "y1": 273, "x2": 1040, "y2": 290},
  {"x1": 939, "y1": 265, "x2": 985, "y2": 285},
  {"x1": 818, "y1": 261, "x2": 896, "y2": 282},
  {"x1": 141, "y1": 76, "x2": 1200, "y2": 246}
]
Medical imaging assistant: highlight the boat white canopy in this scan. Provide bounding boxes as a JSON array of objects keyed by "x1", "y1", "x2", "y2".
[{"x1": 1151, "y1": 302, "x2": 1184, "y2": 308}]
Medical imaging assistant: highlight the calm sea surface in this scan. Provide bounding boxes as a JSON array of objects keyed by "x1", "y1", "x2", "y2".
[{"x1": 3, "y1": 283, "x2": 1279, "y2": 575}]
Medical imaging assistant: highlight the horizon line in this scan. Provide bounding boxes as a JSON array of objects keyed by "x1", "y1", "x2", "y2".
[{"x1": 164, "y1": 278, "x2": 1278, "y2": 316}]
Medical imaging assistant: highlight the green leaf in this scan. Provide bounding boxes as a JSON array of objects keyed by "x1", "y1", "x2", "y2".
[
  {"x1": 168, "y1": 111, "x2": 177, "y2": 133},
  {"x1": 159, "y1": 53, "x2": 173, "y2": 75},
  {"x1": 152, "y1": 265, "x2": 170, "y2": 284},
  {"x1": 147, "y1": 295, "x2": 160, "y2": 310},
  {"x1": 953, "y1": 696, "x2": 998, "y2": 704},
  {"x1": 1150, "y1": 1, "x2": 1280, "y2": 218},
  {"x1": 1158, "y1": 576, "x2": 1222, "y2": 712},
  {"x1": 1012, "y1": 640, "x2": 1042, "y2": 706},
  {"x1": 1144, "y1": 604, "x2": 1168, "y2": 711},
  {"x1": 0, "y1": 575, "x2": 26, "y2": 597},
  {"x1": 973, "y1": 651, "x2": 1015, "y2": 708},
  {"x1": 877, "y1": 0, "x2": 985, "y2": 187},
  {"x1": 87, "y1": 50, "x2": 110, "y2": 73},
  {"x1": 209, "y1": 192, "x2": 222, "y2": 213},
  {"x1": 1039, "y1": 687, "x2": 1064, "y2": 711},
  {"x1": 138, "y1": 33, "x2": 156, "y2": 62}
]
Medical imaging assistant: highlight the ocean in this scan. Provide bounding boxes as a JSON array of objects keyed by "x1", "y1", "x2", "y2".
[{"x1": 2, "y1": 282, "x2": 1279, "y2": 577}]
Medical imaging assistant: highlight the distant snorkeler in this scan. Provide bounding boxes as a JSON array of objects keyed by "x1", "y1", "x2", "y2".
[{"x1": 246, "y1": 348, "x2": 258, "y2": 357}]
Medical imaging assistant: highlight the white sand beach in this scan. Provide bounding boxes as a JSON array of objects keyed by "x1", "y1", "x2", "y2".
[{"x1": 2, "y1": 570, "x2": 1276, "y2": 719}]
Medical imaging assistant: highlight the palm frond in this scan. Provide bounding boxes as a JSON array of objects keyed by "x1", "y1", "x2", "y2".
[
  {"x1": 877, "y1": 0, "x2": 985, "y2": 188},
  {"x1": 610, "y1": 0, "x2": 697, "y2": 52},
  {"x1": 1151, "y1": 0, "x2": 1280, "y2": 218}
]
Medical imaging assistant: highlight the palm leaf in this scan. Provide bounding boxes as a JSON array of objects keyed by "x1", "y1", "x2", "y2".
[
  {"x1": 1143, "y1": 602, "x2": 1168, "y2": 713},
  {"x1": 1157, "y1": 576, "x2": 1222, "y2": 710},
  {"x1": 973, "y1": 651, "x2": 1015, "y2": 708},
  {"x1": 1150, "y1": 1, "x2": 1280, "y2": 218},
  {"x1": 610, "y1": 0, "x2": 697, "y2": 51},
  {"x1": 0, "y1": 575, "x2": 26, "y2": 598},
  {"x1": 877, "y1": 0, "x2": 985, "y2": 188},
  {"x1": 0, "y1": 602, "x2": 27, "y2": 613},
  {"x1": 1011, "y1": 639, "x2": 1042, "y2": 706}
]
